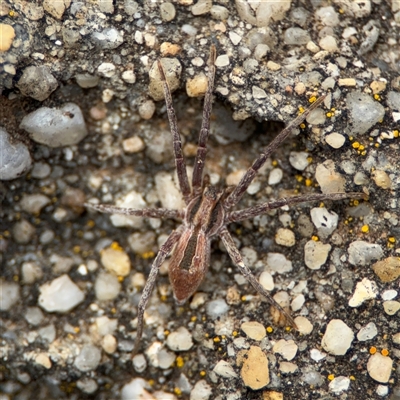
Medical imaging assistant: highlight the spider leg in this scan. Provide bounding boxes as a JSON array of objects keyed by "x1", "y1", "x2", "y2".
[
  {"x1": 85, "y1": 202, "x2": 184, "y2": 219},
  {"x1": 132, "y1": 228, "x2": 183, "y2": 356},
  {"x1": 224, "y1": 95, "x2": 326, "y2": 210},
  {"x1": 219, "y1": 227, "x2": 297, "y2": 328},
  {"x1": 158, "y1": 61, "x2": 191, "y2": 204},
  {"x1": 192, "y1": 45, "x2": 217, "y2": 197},
  {"x1": 227, "y1": 192, "x2": 367, "y2": 223}
]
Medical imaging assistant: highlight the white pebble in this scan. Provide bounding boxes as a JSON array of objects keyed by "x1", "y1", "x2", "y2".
[
  {"x1": 265, "y1": 252, "x2": 292, "y2": 274},
  {"x1": 329, "y1": 376, "x2": 350, "y2": 393},
  {"x1": 310, "y1": 348, "x2": 326, "y2": 362},
  {"x1": 110, "y1": 191, "x2": 146, "y2": 229},
  {"x1": 241, "y1": 321, "x2": 266, "y2": 341},
  {"x1": 0, "y1": 281, "x2": 20, "y2": 311},
  {"x1": 272, "y1": 339, "x2": 298, "y2": 361},
  {"x1": 268, "y1": 168, "x2": 283, "y2": 185},
  {"x1": 325, "y1": 132, "x2": 346, "y2": 149},
  {"x1": 275, "y1": 228, "x2": 295, "y2": 247},
  {"x1": 383, "y1": 300, "x2": 400, "y2": 316},
  {"x1": 74, "y1": 345, "x2": 102, "y2": 372},
  {"x1": 382, "y1": 289, "x2": 397, "y2": 300},
  {"x1": 166, "y1": 327, "x2": 193, "y2": 351},
  {"x1": 348, "y1": 278, "x2": 378, "y2": 307},
  {"x1": 215, "y1": 54, "x2": 230, "y2": 68},
  {"x1": 321, "y1": 319, "x2": 354, "y2": 355},
  {"x1": 213, "y1": 360, "x2": 237, "y2": 378},
  {"x1": 190, "y1": 380, "x2": 212, "y2": 400},
  {"x1": 259, "y1": 271, "x2": 274, "y2": 291},
  {"x1": 291, "y1": 294, "x2": 305, "y2": 311},
  {"x1": 294, "y1": 316, "x2": 313, "y2": 335},
  {"x1": 367, "y1": 353, "x2": 393, "y2": 383},
  {"x1": 206, "y1": 298, "x2": 229, "y2": 319},
  {"x1": 121, "y1": 378, "x2": 152, "y2": 400},
  {"x1": 315, "y1": 160, "x2": 345, "y2": 193},
  {"x1": 132, "y1": 354, "x2": 147, "y2": 373},
  {"x1": 310, "y1": 207, "x2": 338, "y2": 238},
  {"x1": 289, "y1": 151, "x2": 309, "y2": 171},
  {"x1": 357, "y1": 322, "x2": 378, "y2": 341},
  {"x1": 38, "y1": 274, "x2": 84, "y2": 312},
  {"x1": 20, "y1": 103, "x2": 87, "y2": 148},
  {"x1": 304, "y1": 240, "x2": 331, "y2": 270},
  {"x1": 155, "y1": 172, "x2": 185, "y2": 210},
  {"x1": 348, "y1": 241, "x2": 383, "y2": 266},
  {"x1": 95, "y1": 271, "x2": 121, "y2": 301}
]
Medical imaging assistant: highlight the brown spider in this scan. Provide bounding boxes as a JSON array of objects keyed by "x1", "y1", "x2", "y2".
[{"x1": 86, "y1": 46, "x2": 366, "y2": 355}]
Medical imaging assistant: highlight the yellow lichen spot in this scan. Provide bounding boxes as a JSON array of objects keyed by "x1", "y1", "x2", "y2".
[
  {"x1": 326, "y1": 112, "x2": 333, "y2": 118},
  {"x1": 174, "y1": 388, "x2": 182, "y2": 396},
  {"x1": 73, "y1": 327, "x2": 80, "y2": 333},
  {"x1": 361, "y1": 225, "x2": 369, "y2": 233},
  {"x1": 111, "y1": 308, "x2": 117, "y2": 314},
  {"x1": 388, "y1": 237, "x2": 396, "y2": 243},
  {"x1": 369, "y1": 346, "x2": 377, "y2": 354},
  {"x1": 204, "y1": 332, "x2": 209, "y2": 337},
  {"x1": 160, "y1": 295, "x2": 167, "y2": 302},
  {"x1": 369, "y1": 137, "x2": 374, "y2": 141},
  {"x1": 352, "y1": 142, "x2": 360, "y2": 149},
  {"x1": 3, "y1": 230, "x2": 10, "y2": 237},
  {"x1": 118, "y1": 276, "x2": 124, "y2": 282},
  {"x1": 236, "y1": 228, "x2": 242, "y2": 236},
  {"x1": 232, "y1": 330, "x2": 238, "y2": 337},
  {"x1": 141, "y1": 251, "x2": 155, "y2": 259},
  {"x1": 374, "y1": 94, "x2": 381, "y2": 101},
  {"x1": 241, "y1": 295, "x2": 247, "y2": 302},
  {"x1": 339, "y1": 8, "x2": 344, "y2": 13},
  {"x1": 73, "y1": 246, "x2": 81, "y2": 254},
  {"x1": 328, "y1": 374, "x2": 335, "y2": 381},
  {"x1": 164, "y1": 330, "x2": 170, "y2": 337},
  {"x1": 307, "y1": 156, "x2": 313, "y2": 163},
  {"x1": 148, "y1": 379, "x2": 155, "y2": 386},
  {"x1": 213, "y1": 336, "x2": 221, "y2": 343},
  {"x1": 319, "y1": 202, "x2": 325, "y2": 208},
  {"x1": 285, "y1": 326, "x2": 292, "y2": 332},
  {"x1": 358, "y1": 145, "x2": 365, "y2": 151},
  {"x1": 331, "y1": 107, "x2": 336, "y2": 112},
  {"x1": 67, "y1": 333, "x2": 74, "y2": 340},
  {"x1": 353, "y1": 200, "x2": 359, "y2": 206},
  {"x1": 266, "y1": 326, "x2": 274, "y2": 333},
  {"x1": 350, "y1": 375, "x2": 356, "y2": 381},
  {"x1": 349, "y1": 136, "x2": 354, "y2": 141},
  {"x1": 111, "y1": 242, "x2": 123, "y2": 251},
  {"x1": 309, "y1": 96, "x2": 317, "y2": 103},
  {"x1": 272, "y1": 160, "x2": 278, "y2": 167},
  {"x1": 381, "y1": 349, "x2": 389, "y2": 356},
  {"x1": 176, "y1": 356, "x2": 184, "y2": 368},
  {"x1": 300, "y1": 123, "x2": 306, "y2": 129},
  {"x1": 305, "y1": 178, "x2": 312, "y2": 187},
  {"x1": 298, "y1": 106, "x2": 305, "y2": 114},
  {"x1": 296, "y1": 175, "x2": 304, "y2": 182},
  {"x1": 200, "y1": 370, "x2": 206, "y2": 377},
  {"x1": 77, "y1": 230, "x2": 84, "y2": 238},
  {"x1": 9, "y1": 10, "x2": 16, "y2": 17},
  {"x1": 13, "y1": 275, "x2": 19, "y2": 282},
  {"x1": 312, "y1": 235, "x2": 319, "y2": 241},
  {"x1": 86, "y1": 219, "x2": 95, "y2": 228},
  {"x1": 393, "y1": 130, "x2": 399, "y2": 138},
  {"x1": 374, "y1": 143, "x2": 380, "y2": 148},
  {"x1": 348, "y1": 217, "x2": 353, "y2": 222},
  {"x1": 191, "y1": 316, "x2": 197, "y2": 322}
]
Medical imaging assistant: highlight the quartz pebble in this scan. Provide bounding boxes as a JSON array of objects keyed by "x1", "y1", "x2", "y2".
[
  {"x1": 77, "y1": 378, "x2": 98, "y2": 394},
  {"x1": 321, "y1": 319, "x2": 354, "y2": 355},
  {"x1": 132, "y1": 354, "x2": 147, "y2": 373},
  {"x1": 241, "y1": 321, "x2": 266, "y2": 341},
  {"x1": 383, "y1": 300, "x2": 400, "y2": 315},
  {"x1": 20, "y1": 103, "x2": 87, "y2": 147},
  {"x1": 123, "y1": 136, "x2": 145, "y2": 153},
  {"x1": 109, "y1": 191, "x2": 146, "y2": 229},
  {"x1": 325, "y1": 132, "x2": 346, "y2": 149},
  {"x1": 35, "y1": 353, "x2": 52, "y2": 369},
  {"x1": 304, "y1": 240, "x2": 331, "y2": 270},
  {"x1": 348, "y1": 278, "x2": 378, "y2": 307},
  {"x1": 101, "y1": 334, "x2": 117, "y2": 354},
  {"x1": 259, "y1": 271, "x2": 274, "y2": 291},
  {"x1": 121, "y1": 378, "x2": 152, "y2": 400},
  {"x1": 155, "y1": 172, "x2": 185, "y2": 210},
  {"x1": 289, "y1": 151, "x2": 309, "y2": 171},
  {"x1": 0, "y1": 128, "x2": 32, "y2": 180},
  {"x1": 13, "y1": 219, "x2": 36, "y2": 244},
  {"x1": 348, "y1": 241, "x2": 383, "y2": 266},
  {"x1": 74, "y1": 345, "x2": 102, "y2": 372},
  {"x1": 190, "y1": 380, "x2": 212, "y2": 400},
  {"x1": 0, "y1": 281, "x2": 20, "y2": 311},
  {"x1": 372, "y1": 257, "x2": 400, "y2": 282},
  {"x1": 266, "y1": 252, "x2": 292, "y2": 274},
  {"x1": 310, "y1": 348, "x2": 326, "y2": 362},
  {"x1": 357, "y1": 322, "x2": 378, "y2": 341},
  {"x1": 310, "y1": 207, "x2": 338, "y2": 238},
  {"x1": 268, "y1": 168, "x2": 283, "y2": 185},
  {"x1": 371, "y1": 170, "x2": 392, "y2": 189},
  {"x1": 279, "y1": 361, "x2": 298, "y2": 374},
  {"x1": 95, "y1": 271, "x2": 121, "y2": 301},
  {"x1": 272, "y1": 339, "x2": 298, "y2": 361},
  {"x1": 315, "y1": 160, "x2": 345, "y2": 193},
  {"x1": 240, "y1": 346, "x2": 269, "y2": 390},
  {"x1": 160, "y1": 2, "x2": 176, "y2": 21},
  {"x1": 0, "y1": 23, "x2": 15, "y2": 51},
  {"x1": 149, "y1": 58, "x2": 182, "y2": 101},
  {"x1": 347, "y1": 92, "x2": 385, "y2": 136},
  {"x1": 329, "y1": 376, "x2": 350, "y2": 394},
  {"x1": 17, "y1": 66, "x2": 58, "y2": 101},
  {"x1": 166, "y1": 327, "x2": 193, "y2": 351},
  {"x1": 22, "y1": 261, "x2": 43, "y2": 284},
  {"x1": 92, "y1": 28, "x2": 124, "y2": 50},
  {"x1": 275, "y1": 228, "x2": 295, "y2": 247},
  {"x1": 191, "y1": 0, "x2": 212, "y2": 15},
  {"x1": 19, "y1": 194, "x2": 51, "y2": 214},
  {"x1": 25, "y1": 307, "x2": 44, "y2": 326},
  {"x1": 100, "y1": 246, "x2": 131, "y2": 277},
  {"x1": 39, "y1": 274, "x2": 84, "y2": 312},
  {"x1": 206, "y1": 298, "x2": 229, "y2": 319},
  {"x1": 138, "y1": 100, "x2": 156, "y2": 120},
  {"x1": 215, "y1": 54, "x2": 230, "y2": 68},
  {"x1": 157, "y1": 348, "x2": 175, "y2": 369},
  {"x1": 213, "y1": 360, "x2": 237, "y2": 378},
  {"x1": 294, "y1": 316, "x2": 313, "y2": 335},
  {"x1": 186, "y1": 73, "x2": 208, "y2": 97},
  {"x1": 367, "y1": 353, "x2": 393, "y2": 383}
]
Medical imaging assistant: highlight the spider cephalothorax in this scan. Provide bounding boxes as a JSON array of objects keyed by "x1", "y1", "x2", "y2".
[{"x1": 86, "y1": 46, "x2": 366, "y2": 355}]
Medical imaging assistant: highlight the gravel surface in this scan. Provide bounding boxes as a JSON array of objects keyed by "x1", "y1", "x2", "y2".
[{"x1": 1, "y1": 1, "x2": 400, "y2": 399}]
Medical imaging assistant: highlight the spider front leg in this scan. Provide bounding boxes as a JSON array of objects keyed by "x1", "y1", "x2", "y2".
[
  {"x1": 224, "y1": 95, "x2": 326, "y2": 210},
  {"x1": 85, "y1": 202, "x2": 184, "y2": 219},
  {"x1": 227, "y1": 192, "x2": 368, "y2": 223},
  {"x1": 219, "y1": 228, "x2": 297, "y2": 328},
  {"x1": 132, "y1": 228, "x2": 182, "y2": 356}
]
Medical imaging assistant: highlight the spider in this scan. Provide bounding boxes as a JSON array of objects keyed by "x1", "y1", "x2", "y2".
[{"x1": 86, "y1": 46, "x2": 366, "y2": 355}]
